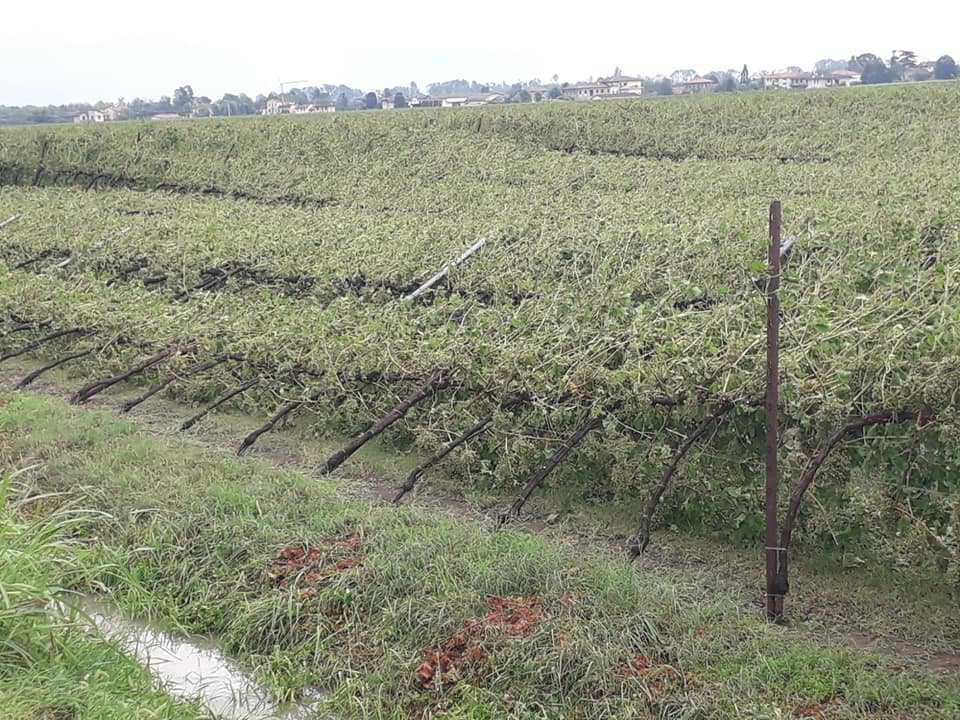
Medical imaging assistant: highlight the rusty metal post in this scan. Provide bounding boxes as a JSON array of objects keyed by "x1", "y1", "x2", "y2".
[{"x1": 765, "y1": 201, "x2": 783, "y2": 621}]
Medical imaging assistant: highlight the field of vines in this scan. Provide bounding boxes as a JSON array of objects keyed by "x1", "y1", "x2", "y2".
[{"x1": 1, "y1": 83, "x2": 958, "y2": 586}]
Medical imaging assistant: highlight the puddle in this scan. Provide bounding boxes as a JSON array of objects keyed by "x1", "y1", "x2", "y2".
[{"x1": 56, "y1": 596, "x2": 324, "y2": 719}]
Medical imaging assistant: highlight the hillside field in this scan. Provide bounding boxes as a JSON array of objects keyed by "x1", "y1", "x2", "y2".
[{"x1": 0, "y1": 82, "x2": 959, "y2": 717}]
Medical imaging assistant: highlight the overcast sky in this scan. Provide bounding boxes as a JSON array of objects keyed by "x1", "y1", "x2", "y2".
[{"x1": 3, "y1": 1, "x2": 959, "y2": 105}]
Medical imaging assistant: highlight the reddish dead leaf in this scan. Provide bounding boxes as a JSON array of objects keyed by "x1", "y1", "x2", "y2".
[
  {"x1": 795, "y1": 704, "x2": 825, "y2": 720},
  {"x1": 336, "y1": 533, "x2": 362, "y2": 550},
  {"x1": 414, "y1": 660, "x2": 436, "y2": 688},
  {"x1": 280, "y1": 545, "x2": 320, "y2": 562},
  {"x1": 268, "y1": 544, "x2": 322, "y2": 587},
  {"x1": 413, "y1": 596, "x2": 545, "y2": 690},
  {"x1": 462, "y1": 644, "x2": 488, "y2": 664},
  {"x1": 268, "y1": 538, "x2": 361, "y2": 589},
  {"x1": 484, "y1": 596, "x2": 543, "y2": 636},
  {"x1": 414, "y1": 621, "x2": 487, "y2": 689}
]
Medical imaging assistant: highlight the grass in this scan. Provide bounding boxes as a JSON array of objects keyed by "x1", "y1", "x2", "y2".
[
  {"x1": 0, "y1": 465, "x2": 205, "y2": 719},
  {"x1": 0, "y1": 642, "x2": 206, "y2": 720},
  {"x1": 43, "y1": 358, "x2": 952, "y2": 654},
  {"x1": 0, "y1": 391, "x2": 957, "y2": 719}
]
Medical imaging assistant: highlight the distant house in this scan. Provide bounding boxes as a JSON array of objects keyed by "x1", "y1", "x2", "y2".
[
  {"x1": 674, "y1": 77, "x2": 717, "y2": 94},
  {"x1": 73, "y1": 110, "x2": 105, "y2": 124},
  {"x1": 562, "y1": 74, "x2": 643, "y2": 100},
  {"x1": 409, "y1": 96, "x2": 442, "y2": 108},
  {"x1": 761, "y1": 72, "x2": 813, "y2": 90},
  {"x1": 561, "y1": 82, "x2": 608, "y2": 100},
  {"x1": 527, "y1": 86, "x2": 552, "y2": 102},
  {"x1": 290, "y1": 103, "x2": 335, "y2": 114},
  {"x1": 441, "y1": 97, "x2": 469, "y2": 108},
  {"x1": 261, "y1": 99, "x2": 334, "y2": 115},
  {"x1": 262, "y1": 99, "x2": 295, "y2": 115},
  {"x1": 149, "y1": 113, "x2": 183, "y2": 122},
  {"x1": 831, "y1": 70, "x2": 862, "y2": 86},
  {"x1": 808, "y1": 70, "x2": 862, "y2": 89},
  {"x1": 103, "y1": 104, "x2": 127, "y2": 122},
  {"x1": 381, "y1": 97, "x2": 395, "y2": 110},
  {"x1": 605, "y1": 75, "x2": 644, "y2": 94}
]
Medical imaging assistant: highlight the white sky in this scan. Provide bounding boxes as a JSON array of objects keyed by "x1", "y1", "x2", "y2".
[{"x1": 3, "y1": 1, "x2": 959, "y2": 105}]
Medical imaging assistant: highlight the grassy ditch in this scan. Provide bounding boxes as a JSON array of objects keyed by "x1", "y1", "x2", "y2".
[
  {"x1": 0, "y1": 465, "x2": 205, "y2": 719},
  {"x1": 1, "y1": 391, "x2": 957, "y2": 719}
]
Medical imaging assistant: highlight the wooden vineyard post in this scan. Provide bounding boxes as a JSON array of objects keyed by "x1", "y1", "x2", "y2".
[{"x1": 765, "y1": 200, "x2": 784, "y2": 621}]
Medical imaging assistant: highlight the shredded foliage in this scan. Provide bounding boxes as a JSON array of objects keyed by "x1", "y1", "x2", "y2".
[{"x1": 0, "y1": 83, "x2": 958, "y2": 565}]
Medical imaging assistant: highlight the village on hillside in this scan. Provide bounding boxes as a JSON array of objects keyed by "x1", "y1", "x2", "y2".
[{"x1": 41, "y1": 52, "x2": 960, "y2": 125}]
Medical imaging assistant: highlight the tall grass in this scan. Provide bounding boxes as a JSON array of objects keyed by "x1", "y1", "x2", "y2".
[
  {"x1": 0, "y1": 466, "x2": 206, "y2": 718},
  {"x1": 0, "y1": 466, "x2": 80, "y2": 667}
]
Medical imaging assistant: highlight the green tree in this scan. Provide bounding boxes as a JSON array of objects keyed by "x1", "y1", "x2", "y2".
[
  {"x1": 215, "y1": 93, "x2": 255, "y2": 116},
  {"x1": 815, "y1": 58, "x2": 848, "y2": 75},
  {"x1": 849, "y1": 53, "x2": 882, "y2": 73},
  {"x1": 889, "y1": 50, "x2": 917, "y2": 80},
  {"x1": 394, "y1": 93, "x2": 409, "y2": 109},
  {"x1": 862, "y1": 60, "x2": 894, "y2": 84},
  {"x1": 548, "y1": 86, "x2": 562, "y2": 99},
  {"x1": 898, "y1": 50, "x2": 917, "y2": 66},
  {"x1": 653, "y1": 78, "x2": 673, "y2": 96},
  {"x1": 740, "y1": 65, "x2": 749, "y2": 85},
  {"x1": 172, "y1": 85, "x2": 194, "y2": 114},
  {"x1": 364, "y1": 92, "x2": 379, "y2": 109},
  {"x1": 935, "y1": 55, "x2": 958, "y2": 80},
  {"x1": 336, "y1": 92, "x2": 349, "y2": 111}
]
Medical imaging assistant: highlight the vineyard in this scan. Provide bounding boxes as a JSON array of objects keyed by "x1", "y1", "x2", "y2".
[{"x1": 1, "y1": 82, "x2": 959, "y2": 597}]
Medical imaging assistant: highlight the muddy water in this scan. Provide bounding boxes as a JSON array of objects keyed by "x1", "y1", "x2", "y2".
[{"x1": 59, "y1": 597, "x2": 324, "y2": 719}]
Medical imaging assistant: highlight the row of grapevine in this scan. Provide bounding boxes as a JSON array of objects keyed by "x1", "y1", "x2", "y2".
[{"x1": 1, "y1": 83, "x2": 958, "y2": 595}]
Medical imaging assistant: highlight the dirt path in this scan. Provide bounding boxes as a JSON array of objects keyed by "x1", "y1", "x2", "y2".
[{"x1": 2, "y1": 360, "x2": 957, "y2": 674}]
